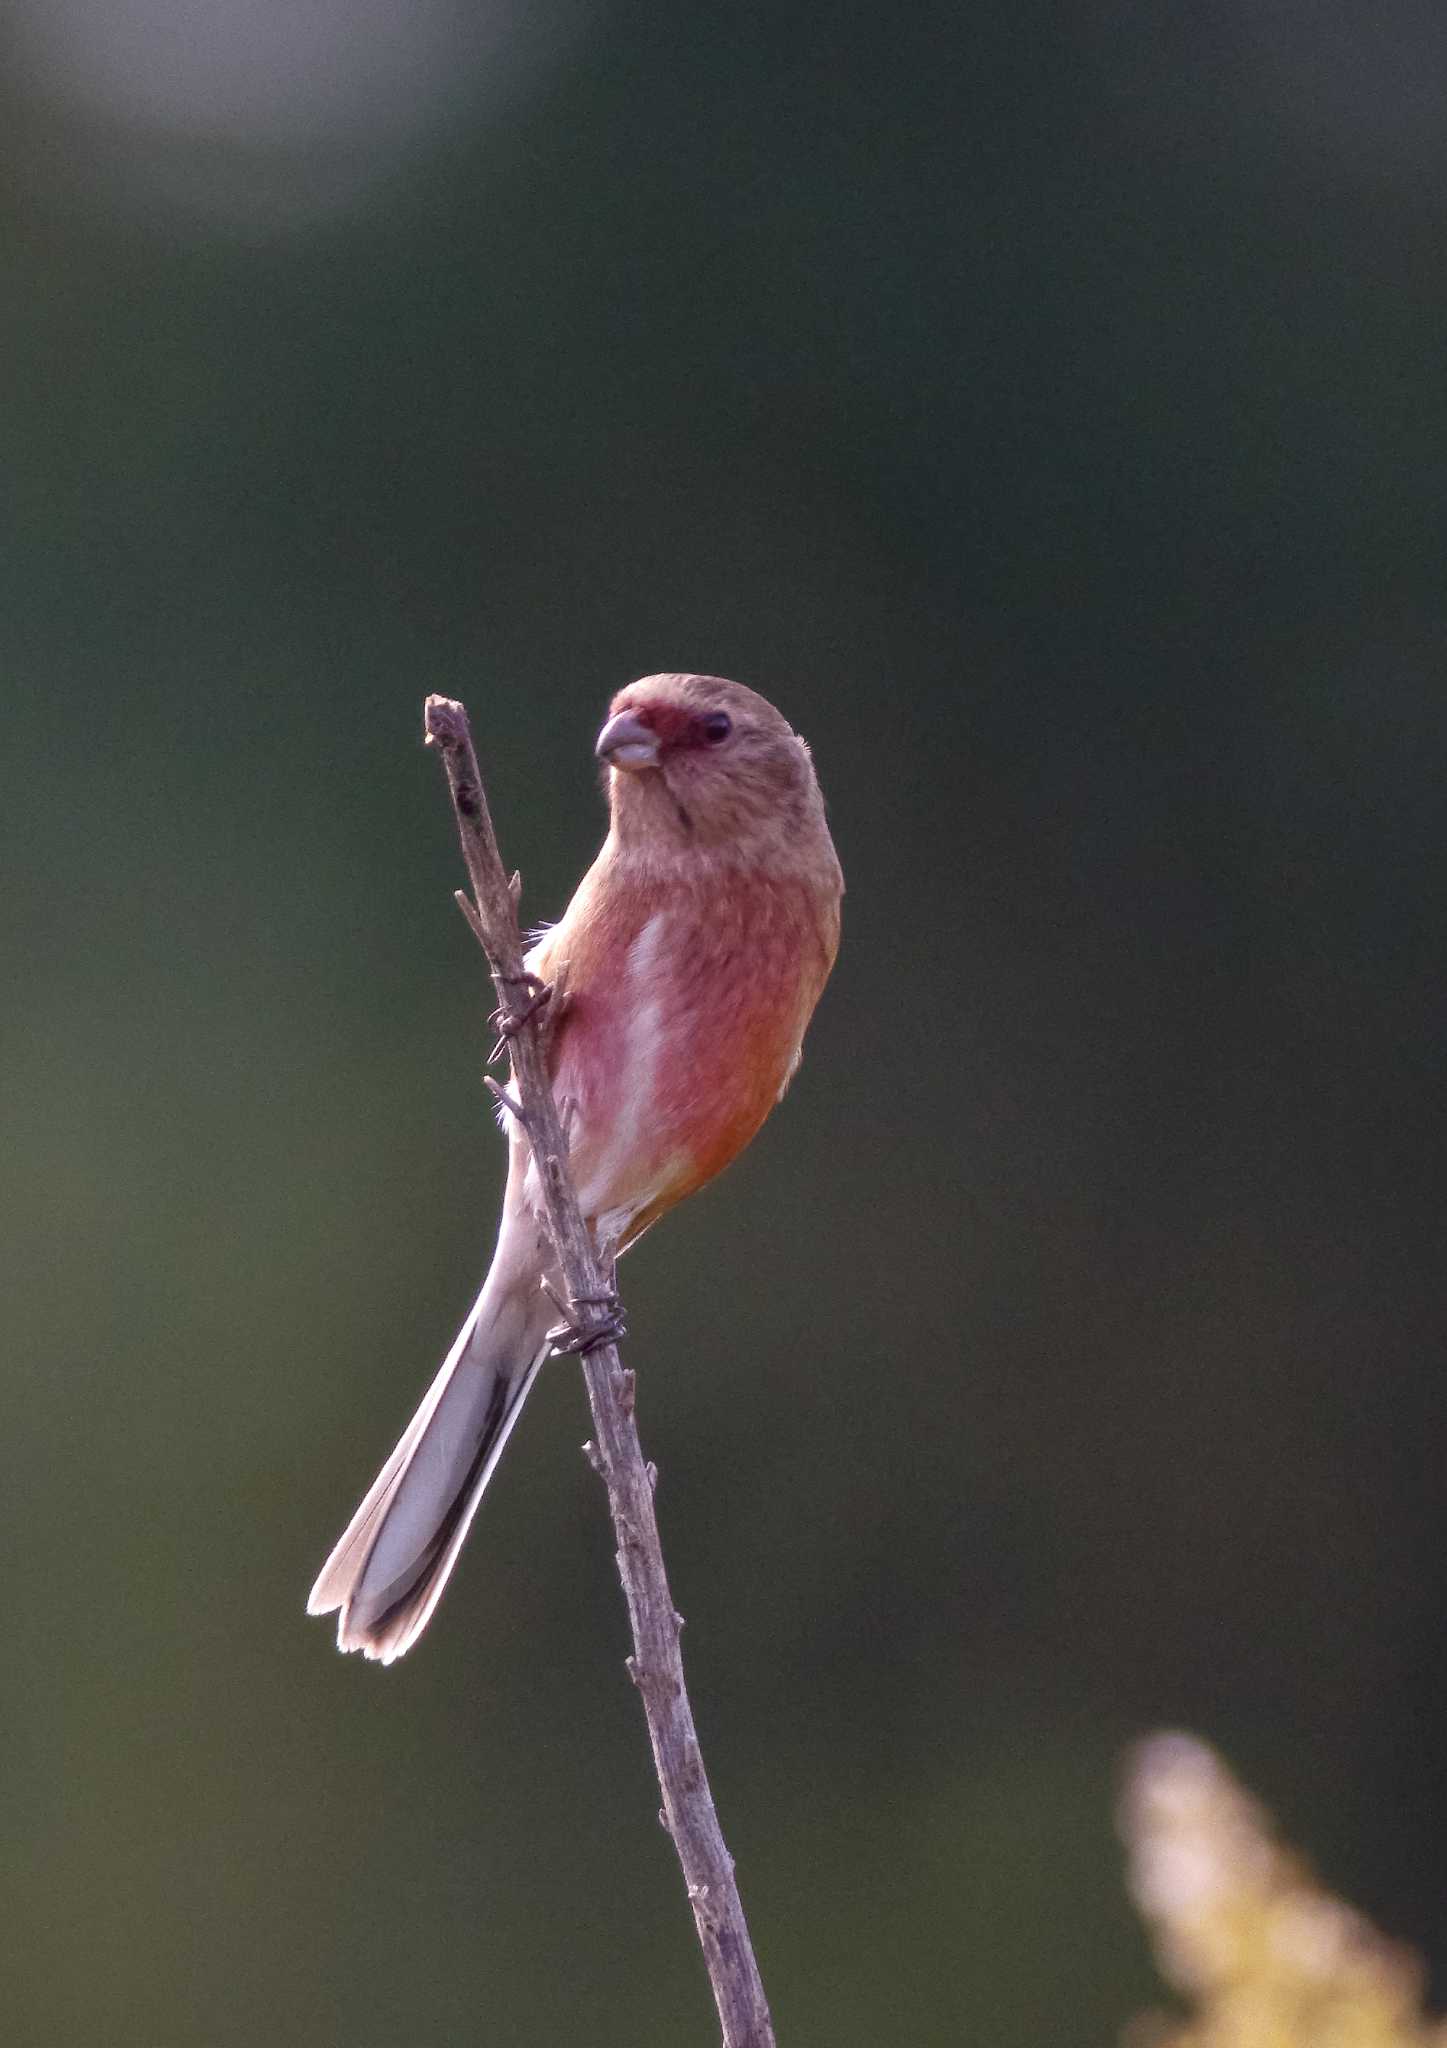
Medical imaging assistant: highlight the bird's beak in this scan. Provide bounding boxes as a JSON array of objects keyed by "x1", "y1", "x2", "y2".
[{"x1": 595, "y1": 710, "x2": 661, "y2": 771}]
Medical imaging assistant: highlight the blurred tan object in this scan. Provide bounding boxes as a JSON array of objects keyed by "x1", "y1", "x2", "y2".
[{"x1": 1120, "y1": 1732, "x2": 1447, "y2": 2047}]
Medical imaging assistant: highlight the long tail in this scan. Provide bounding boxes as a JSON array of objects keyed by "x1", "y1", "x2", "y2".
[{"x1": 307, "y1": 1274, "x2": 553, "y2": 1663}]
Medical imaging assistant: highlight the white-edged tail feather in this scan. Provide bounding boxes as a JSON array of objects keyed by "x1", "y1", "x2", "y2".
[{"x1": 307, "y1": 1272, "x2": 553, "y2": 1663}]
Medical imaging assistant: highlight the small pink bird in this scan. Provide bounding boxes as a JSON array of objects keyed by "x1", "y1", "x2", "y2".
[{"x1": 308, "y1": 674, "x2": 842, "y2": 1661}]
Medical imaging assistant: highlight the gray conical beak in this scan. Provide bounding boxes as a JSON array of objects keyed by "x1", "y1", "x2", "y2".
[{"x1": 594, "y1": 711, "x2": 661, "y2": 770}]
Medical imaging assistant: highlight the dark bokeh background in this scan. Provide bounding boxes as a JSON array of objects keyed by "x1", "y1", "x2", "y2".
[{"x1": 4, "y1": 4, "x2": 1445, "y2": 2041}]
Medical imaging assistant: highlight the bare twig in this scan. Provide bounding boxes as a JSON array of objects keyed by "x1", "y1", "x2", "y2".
[{"x1": 422, "y1": 695, "x2": 776, "y2": 2048}]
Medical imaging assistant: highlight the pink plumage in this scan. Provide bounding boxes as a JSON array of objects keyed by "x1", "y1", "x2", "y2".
[{"x1": 308, "y1": 674, "x2": 841, "y2": 1662}]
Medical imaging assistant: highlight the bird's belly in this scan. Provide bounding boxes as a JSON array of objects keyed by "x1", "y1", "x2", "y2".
[{"x1": 561, "y1": 955, "x2": 804, "y2": 1247}]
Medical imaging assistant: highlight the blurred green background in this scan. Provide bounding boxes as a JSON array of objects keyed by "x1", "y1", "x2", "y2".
[{"x1": 4, "y1": 4, "x2": 1445, "y2": 2042}]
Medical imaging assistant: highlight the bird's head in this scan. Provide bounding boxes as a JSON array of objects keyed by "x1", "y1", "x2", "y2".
[{"x1": 595, "y1": 673, "x2": 830, "y2": 867}]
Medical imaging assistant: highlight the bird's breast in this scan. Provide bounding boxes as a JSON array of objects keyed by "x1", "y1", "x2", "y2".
[{"x1": 538, "y1": 866, "x2": 835, "y2": 1243}]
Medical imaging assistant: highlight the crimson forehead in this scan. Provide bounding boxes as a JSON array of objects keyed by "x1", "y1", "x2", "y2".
[{"x1": 611, "y1": 697, "x2": 733, "y2": 738}]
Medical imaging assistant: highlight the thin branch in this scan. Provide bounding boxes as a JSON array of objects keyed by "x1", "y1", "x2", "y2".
[{"x1": 422, "y1": 695, "x2": 776, "y2": 2048}]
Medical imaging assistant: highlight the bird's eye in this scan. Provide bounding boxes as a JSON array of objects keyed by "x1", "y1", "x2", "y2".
[{"x1": 699, "y1": 712, "x2": 732, "y2": 745}]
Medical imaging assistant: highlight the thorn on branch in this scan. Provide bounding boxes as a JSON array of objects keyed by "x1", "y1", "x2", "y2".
[
  {"x1": 582, "y1": 1439, "x2": 604, "y2": 1474},
  {"x1": 645, "y1": 1461, "x2": 659, "y2": 1493},
  {"x1": 484, "y1": 1077, "x2": 527, "y2": 1124},
  {"x1": 453, "y1": 889, "x2": 490, "y2": 953}
]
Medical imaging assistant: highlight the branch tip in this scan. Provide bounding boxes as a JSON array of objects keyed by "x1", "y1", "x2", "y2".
[{"x1": 422, "y1": 693, "x2": 467, "y2": 748}]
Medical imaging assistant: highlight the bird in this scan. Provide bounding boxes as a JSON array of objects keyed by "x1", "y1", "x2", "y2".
[{"x1": 308, "y1": 673, "x2": 843, "y2": 1662}]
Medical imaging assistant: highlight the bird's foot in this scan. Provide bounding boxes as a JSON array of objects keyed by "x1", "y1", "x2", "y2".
[
  {"x1": 489, "y1": 973, "x2": 553, "y2": 1062},
  {"x1": 544, "y1": 1284, "x2": 628, "y2": 1357}
]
